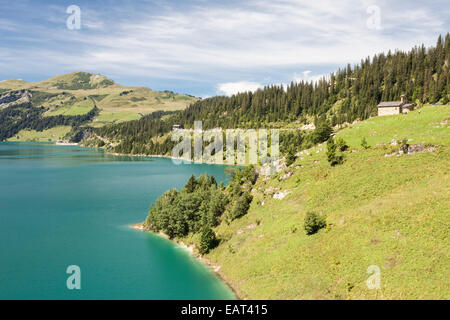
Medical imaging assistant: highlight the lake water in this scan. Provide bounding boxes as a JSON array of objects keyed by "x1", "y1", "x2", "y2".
[{"x1": 0, "y1": 142, "x2": 235, "y2": 300}]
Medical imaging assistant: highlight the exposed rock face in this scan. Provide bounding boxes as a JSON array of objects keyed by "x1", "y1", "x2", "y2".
[
  {"x1": 280, "y1": 171, "x2": 293, "y2": 180},
  {"x1": 385, "y1": 143, "x2": 436, "y2": 157},
  {"x1": 69, "y1": 128, "x2": 94, "y2": 143},
  {"x1": 301, "y1": 123, "x2": 316, "y2": 130},
  {"x1": 273, "y1": 190, "x2": 290, "y2": 200},
  {"x1": 406, "y1": 143, "x2": 436, "y2": 155},
  {"x1": 257, "y1": 158, "x2": 287, "y2": 176},
  {"x1": 264, "y1": 186, "x2": 280, "y2": 195},
  {"x1": 0, "y1": 90, "x2": 32, "y2": 108}
]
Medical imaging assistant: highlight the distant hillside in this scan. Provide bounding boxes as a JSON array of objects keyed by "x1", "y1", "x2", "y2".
[{"x1": 0, "y1": 72, "x2": 198, "y2": 141}]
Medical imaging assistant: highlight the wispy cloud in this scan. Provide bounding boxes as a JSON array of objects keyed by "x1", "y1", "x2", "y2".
[
  {"x1": 217, "y1": 81, "x2": 263, "y2": 96},
  {"x1": 0, "y1": 0, "x2": 448, "y2": 96}
]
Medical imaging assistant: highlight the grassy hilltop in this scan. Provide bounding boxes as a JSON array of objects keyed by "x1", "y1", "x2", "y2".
[
  {"x1": 0, "y1": 72, "x2": 197, "y2": 141},
  {"x1": 187, "y1": 105, "x2": 449, "y2": 300}
]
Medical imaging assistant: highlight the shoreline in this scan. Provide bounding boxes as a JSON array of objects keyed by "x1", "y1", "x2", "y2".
[{"x1": 130, "y1": 223, "x2": 242, "y2": 300}]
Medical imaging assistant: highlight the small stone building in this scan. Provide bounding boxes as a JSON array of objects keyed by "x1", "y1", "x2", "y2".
[{"x1": 377, "y1": 95, "x2": 414, "y2": 116}]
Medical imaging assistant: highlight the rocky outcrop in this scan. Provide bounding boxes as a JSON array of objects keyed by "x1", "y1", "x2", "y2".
[
  {"x1": 0, "y1": 90, "x2": 32, "y2": 108},
  {"x1": 257, "y1": 158, "x2": 287, "y2": 176},
  {"x1": 301, "y1": 123, "x2": 316, "y2": 130}
]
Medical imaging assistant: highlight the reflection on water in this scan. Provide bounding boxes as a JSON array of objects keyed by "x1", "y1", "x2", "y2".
[{"x1": 0, "y1": 142, "x2": 155, "y2": 166}]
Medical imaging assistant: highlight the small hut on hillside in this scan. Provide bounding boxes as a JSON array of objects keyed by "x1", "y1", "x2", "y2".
[{"x1": 377, "y1": 95, "x2": 414, "y2": 116}]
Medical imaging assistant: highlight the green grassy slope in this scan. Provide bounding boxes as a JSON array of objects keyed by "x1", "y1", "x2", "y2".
[
  {"x1": 203, "y1": 105, "x2": 449, "y2": 300},
  {"x1": 7, "y1": 126, "x2": 72, "y2": 142},
  {"x1": 0, "y1": 72, "x2": 198, "y2": 137}
]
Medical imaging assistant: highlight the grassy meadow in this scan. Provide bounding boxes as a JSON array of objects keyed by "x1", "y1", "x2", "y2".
[
  {"x1": 7, "y1": 126, "x2": 72, "y2": 142},
  {"x1": 199, "y1": 105, "x2": 449, "y2": 300}
]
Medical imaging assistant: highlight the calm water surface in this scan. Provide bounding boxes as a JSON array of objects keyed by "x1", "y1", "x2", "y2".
[{"x1": 0, "y1": 142, "x2": 235, "y2": 299}]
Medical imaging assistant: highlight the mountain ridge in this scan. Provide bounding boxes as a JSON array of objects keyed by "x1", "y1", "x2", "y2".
[{"x1": 0, "y1": 72, "x2": 198, "y2": 141}]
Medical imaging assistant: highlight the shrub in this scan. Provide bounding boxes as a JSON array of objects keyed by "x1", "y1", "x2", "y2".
[
  {"x1": 312, "y1": 122, "x2": 333, "y2": 144},
  {"x1": 285, "y1": 146, "x2": 296, "y2": 166},
  {"x1": 304, "y1": 211, "x2": 327, "y2": 235},
  {"x1": 335, "y1": 137, "x2": 349, "y2": 151},
  {"x1": 198, "y1": 227, "x2": 218, "y2": 255},
  {"x1": 327, "y1": 137, "x2": 344, "y2": 166},
  {"x1": 361, "y1": 137, "x2": 369, "y2": 149},
  {"x1": 228, "y1": 192, "x2": 253, "y2": 221}
]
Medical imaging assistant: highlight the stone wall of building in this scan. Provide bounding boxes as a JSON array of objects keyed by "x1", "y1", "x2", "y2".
[{"x1": 378, "y1": 107, "x2": 400, "y2": 116}]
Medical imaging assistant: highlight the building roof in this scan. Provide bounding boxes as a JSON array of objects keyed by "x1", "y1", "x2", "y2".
[
  {"x1": 402, "y1": 104, "x2": 414, "y2": 108},
  {"x1": 377, "y1": 101, "x2": 403, "y2": 108}
]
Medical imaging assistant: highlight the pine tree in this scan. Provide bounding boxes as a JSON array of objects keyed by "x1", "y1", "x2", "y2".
[
  {"x1": 285, "y1": 146, "x2": 296, "y2": 166},
  {"x1": 184, "y1": 175, "x2": 197, "y2": 193},
  {"x1": 199, "y1": 227, "x2": 218, "y2": 255}
]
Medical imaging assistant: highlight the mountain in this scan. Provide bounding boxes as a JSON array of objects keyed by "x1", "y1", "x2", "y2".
[{"x1": 0, "y1": 72, "x2": 198, "y2": 141}]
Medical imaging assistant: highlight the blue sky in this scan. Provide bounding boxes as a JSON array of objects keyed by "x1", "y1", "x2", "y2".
[{"x1": 0, "y1": 0, "x2": 449, "y2": 97}]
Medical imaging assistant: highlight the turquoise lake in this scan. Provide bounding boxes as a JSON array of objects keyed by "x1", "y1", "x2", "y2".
[{"x1": 0, "y1": 142, "x2": 235, "y2": 300}]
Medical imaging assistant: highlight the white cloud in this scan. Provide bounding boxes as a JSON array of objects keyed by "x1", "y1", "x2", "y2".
[
  {"x1": 217, "y1": 81, "x2": 263, "y2": 96},
  {"x1": 0, "y1": 0, "x2": 448, "y2": 95},
  {"x1": 73, "y1": 1, "x2": 445, "y2": 75},
  {"x1": 293, "y1": 71, "x2": 327, "y2": 83}
]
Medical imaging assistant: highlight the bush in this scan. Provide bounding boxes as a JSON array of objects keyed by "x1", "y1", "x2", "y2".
[
  {"x1": 198, "y1": 227, "x2": 218, "y2": 255},
  {"x1": 228, "y1": 192, "x2": 253, "y2": 221},
  {"x1": 304, "y1": 211, "x2": 327, "y2": 235},
  {"x1": 312, "y1": 122, "x2": 333, "y2": 144},
  {"x1": 361, "y1": 137, "x2": 369, "y2": 149},
  {"x1": 285, "y1": 146, "x2": 296, "y2": 166},
  {"x1": 335, "y1": 137, "x2": 349, "y2": 151},
  {"x1": 327, "y1": 137, "x2": 344, "y2": 166}
]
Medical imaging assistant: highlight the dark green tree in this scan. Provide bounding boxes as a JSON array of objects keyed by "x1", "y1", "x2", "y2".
[
  {"x1": 228, "y1": 192, "x2": 253, "y2": 221},
  {"x1": 312, "y1": 122, "x2": 333, "y2": 144},
  {"x1": 199, "y1": 227, "x2": 218, "y2": 255},
  {"x1": 285, "y1": 146, "x2": 296, "y2": 166},
  {"x1": 184, "y1": 175, "x2": 197, "y2": 193},
  {"x1": 327, "y1": 137, "x2": 344, "y2": 166}
]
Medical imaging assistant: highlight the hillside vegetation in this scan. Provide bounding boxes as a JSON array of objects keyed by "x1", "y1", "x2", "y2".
[
  {"x1": 141, "y1": 104, "x2": 449, "y2": 299},
  {"x1": 195, "y1": 105, "x2": 448, "y2": 300},
  {"x1": 0, "y1": 72, "x2": 197, "y2": 141},
  {"x1": 7, "y1": 126, "x2": 72, "y2": 142}
]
